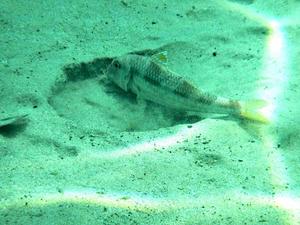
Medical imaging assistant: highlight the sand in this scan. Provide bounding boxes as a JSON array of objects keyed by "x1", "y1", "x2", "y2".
[{"x1": 1, "y1": 0, "x2": 300, "y2": 224}]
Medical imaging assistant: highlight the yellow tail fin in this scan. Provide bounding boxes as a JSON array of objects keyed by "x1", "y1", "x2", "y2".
[{"x1": 239, "y1": 99, "x2": 270, "y2": 124}]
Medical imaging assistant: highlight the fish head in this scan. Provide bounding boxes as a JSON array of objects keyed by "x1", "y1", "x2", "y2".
[{"x1": 106, "y1": 56, "x2": 131, "y2": 91}]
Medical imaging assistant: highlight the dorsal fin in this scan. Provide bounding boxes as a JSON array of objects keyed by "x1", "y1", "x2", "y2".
[{"x1": 150, "y1": 51, "x2": 168, "y2": 66}]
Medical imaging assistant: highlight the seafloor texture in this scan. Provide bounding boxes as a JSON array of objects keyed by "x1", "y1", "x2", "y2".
[{"x1": 1, "y1": 0, "x2": 300, "y2": 224}]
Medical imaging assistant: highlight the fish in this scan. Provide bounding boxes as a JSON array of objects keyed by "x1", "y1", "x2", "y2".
[{"x1": 105, "y1": 52, "x2": 268, "y2": 123}]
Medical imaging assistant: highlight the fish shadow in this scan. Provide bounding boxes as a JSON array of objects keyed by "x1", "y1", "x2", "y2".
[{"x1": 0, "y1": 116, "x2": 28, "y2": 138}]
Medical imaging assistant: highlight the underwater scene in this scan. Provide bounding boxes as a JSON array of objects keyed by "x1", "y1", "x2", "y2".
[{"x1": 1, "y1": 0, "x2": 300, "y2": 224}]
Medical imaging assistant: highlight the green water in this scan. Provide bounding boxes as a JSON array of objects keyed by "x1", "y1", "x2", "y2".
[{"x1": 1, "y1": 0, "x2": 300, "y2": 224}]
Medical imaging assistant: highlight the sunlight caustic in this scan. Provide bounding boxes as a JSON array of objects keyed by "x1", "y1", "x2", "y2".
[
  {"x1": 87, "y1": 123, "x2": 202, "y2": 159},
  {"x1": 209, "y1": 1, "x2": 296, "y2": 223},
  {"x1": 2, "y1": 190, "x2": 299, "y2": 224},
  {"x1": 258, "y1": 20, "x2": 288, "y2": 122}
]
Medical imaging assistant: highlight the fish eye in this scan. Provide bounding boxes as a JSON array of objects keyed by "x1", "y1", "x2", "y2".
[{"x1": 113, "y1": 60, "x2": 121, "y2": 69}]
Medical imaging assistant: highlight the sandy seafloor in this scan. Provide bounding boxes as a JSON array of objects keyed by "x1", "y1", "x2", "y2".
[{"x1": 1, "y1": 0, "x2": 300, "y2": 224}]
